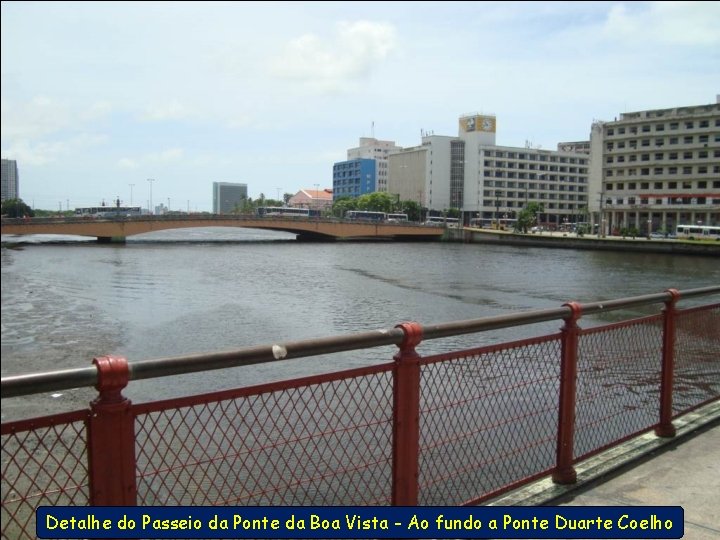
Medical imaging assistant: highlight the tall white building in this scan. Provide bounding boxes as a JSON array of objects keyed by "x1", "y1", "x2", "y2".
[
  {"x1": 1, "y1": 159, "x2": 19, "y2": 202},
  {"x1": 591, "y1": 101, "x2": 720, "y2": 234},
  {"x1": 346, "y1": 137, "x2": 402, "y2": 192},
  {"x1": 388, "y1": 114, "x2": 590, "y2": 227}
]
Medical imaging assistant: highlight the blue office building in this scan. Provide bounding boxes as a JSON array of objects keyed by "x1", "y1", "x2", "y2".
[{"x1": 332, "y1": 159, "x2": 377, "y2": 200}]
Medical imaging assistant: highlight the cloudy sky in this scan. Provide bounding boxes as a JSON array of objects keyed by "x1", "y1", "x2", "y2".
[{"x1": 2, "y1": 1, "x2": 719, "y2": 212}]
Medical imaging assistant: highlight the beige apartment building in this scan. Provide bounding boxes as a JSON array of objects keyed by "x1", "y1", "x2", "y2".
[
  {"x1": 388, "y1": 114, "x2": 590, "y2": 227},
  {"x1": 592, "y1": 101, "x2": 720, "y2": 235}
]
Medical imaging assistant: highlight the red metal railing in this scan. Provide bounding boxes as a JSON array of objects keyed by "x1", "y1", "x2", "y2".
[{"x1": 2, "y1": 287, "x2": 719, "y2": 539}]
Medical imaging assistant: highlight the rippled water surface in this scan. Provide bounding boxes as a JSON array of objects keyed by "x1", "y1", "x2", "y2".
[{"x1": 2, "y1": 228, "x2": 718, "y2": 418}]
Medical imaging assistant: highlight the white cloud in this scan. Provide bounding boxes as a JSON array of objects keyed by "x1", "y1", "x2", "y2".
[
  {"x1": 116, "y1": 148, "x2": 184, "y2": 170},
  {"x1": 604, "y1": 1, "x2": 720, "y2": 46},
  {"x1": 270, "y1": 20, "x2": 398, "y2": 92},
  {"x1": 3, "y1": 134, "x2": 107, "y2": 166},
  {"x1": 1, "y1": 96, "x2": 73, "y2": 139},
  {"x1": 141, "y1": 100, "x2": 193, "y2": 122},
  {"x1": 117, "y1": 158, "x2": 139, "y2": 169}
]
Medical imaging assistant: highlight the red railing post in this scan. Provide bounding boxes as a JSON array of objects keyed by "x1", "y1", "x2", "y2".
[
  {"x1": 552, "y1": 301, "x2": 581, "y2": 484},
  {"x1": 88, "y1": 355, "x2": 137, "y2": 505},
  {"x1": 656, "y1": 288, "x2": 681, "y2": 438},
  {"x1": 391, "y1": 322, "x2": 423, "y2": 506}
]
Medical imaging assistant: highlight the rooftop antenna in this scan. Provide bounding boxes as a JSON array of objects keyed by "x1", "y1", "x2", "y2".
[{"x1": 371, "y1": 121, "x2": 375, "y2": 139}]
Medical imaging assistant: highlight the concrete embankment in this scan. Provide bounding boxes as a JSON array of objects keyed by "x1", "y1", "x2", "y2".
[{"x1": 447, "y1": 228, "x2": 720, "y2": 257}]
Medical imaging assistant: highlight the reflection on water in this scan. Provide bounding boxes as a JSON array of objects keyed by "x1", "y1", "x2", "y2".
[{"x1": 2, "y1": 228, "x2": 719, "y2": 417}]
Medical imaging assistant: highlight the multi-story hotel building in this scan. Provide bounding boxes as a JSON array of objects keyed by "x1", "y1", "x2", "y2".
[
  {"x1": 591, "y1": 101, "x2": 720, "y2": 235},
  {"x1": 388, "y1": 114, "x2": 590, "y2": 227}
]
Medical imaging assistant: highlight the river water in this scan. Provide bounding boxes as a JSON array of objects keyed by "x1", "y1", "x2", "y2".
[{"x1": 2, "y1": 228, "x2": 718, "y2": 420}]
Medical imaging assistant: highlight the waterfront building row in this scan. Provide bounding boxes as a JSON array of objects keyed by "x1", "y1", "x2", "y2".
[{"x1": 334, "y1": 98, "x2": 719, "y2": 232}]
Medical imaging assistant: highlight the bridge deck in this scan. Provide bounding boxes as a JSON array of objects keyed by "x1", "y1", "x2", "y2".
[{"x1": 1, "y1": 215, "x2": 447, "y2": 240}]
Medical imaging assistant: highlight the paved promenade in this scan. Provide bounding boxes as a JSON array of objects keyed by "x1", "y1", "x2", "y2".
[{"x1": 490, "y1": 400, "x2": 720, "y2": 539}]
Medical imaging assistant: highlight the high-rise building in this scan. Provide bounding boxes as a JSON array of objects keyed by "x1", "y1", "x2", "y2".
[
  {"x1": 332, "y1": 159, "x2": 377, "y2": 200},
  {"x1": 388, "y1": 114, "x2": 590, "y2": 228},
  {"x1": 1, "y1": 159, "x2": 19, "y2": 202},
  {"x1": 590, "y1": 101, "x2": 720, "y2": 235},
  {"x1": 346, "y1": 137, "x2": 402, "y2": 192},
  {"x1": 212, "y1": 182, "x2": 247, "y2": 214}
]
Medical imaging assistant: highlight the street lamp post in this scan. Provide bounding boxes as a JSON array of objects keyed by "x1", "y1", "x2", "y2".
[
  {"x1": 129, "y1": 184, "x2": 135, "y2": 206},
  {"x1": 147, "y1": 178, "x2": 155, "y2": 214},
  {"x1": 314, "y1": 183, "x2": 320, "y2": 212}
]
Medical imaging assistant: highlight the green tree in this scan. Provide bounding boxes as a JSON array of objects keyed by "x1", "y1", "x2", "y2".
[
  {"x1": 399, "y1": 200, "x2": 421, "y2": 222},
  {"x1": 1, "y1": 198, "x2": 34, "y2": 218},
  {"x1": 514, "y1": 202, "x2": 544, "y2": 233},
  {"x1": 332, "y1": 196, "x2": 357, "y2": 218},
  {"x1": 356, "y1": 192, "x2": 397, "y2": 213}
]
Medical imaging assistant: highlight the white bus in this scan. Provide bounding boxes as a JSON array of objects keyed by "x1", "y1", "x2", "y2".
[
  {"x1": 675, "y1": 225, "x2": 720, "y2": 240},
  {"x1": 424, "y1": 216, "x2": 460, "y2": 227},
  {"x1": 74, "y1": 206, "x2": 142, "y2": 218},
  {"x1": 256, "y1": 207, "x2": 312, "y2": 218},
  {"x1": 345, "y1": 211, "x2": 387, "y2": 222},
  {"x1": 386, "y1": 213, "x2": 409, "y2": 222}
]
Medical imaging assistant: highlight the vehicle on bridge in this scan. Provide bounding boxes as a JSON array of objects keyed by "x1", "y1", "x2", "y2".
[
  {"x1": 425, "y1": 216, "x2": 460, "y2": 227},
  {"x1": 74, "y1": 206, "x2": 142, "y2": 218},
  {"x1": 386, "y1": 213, "x2": 409, "y2": 222},
  {"x1": 256, "y1": 207, "x2": 319, "y2": 218},
  {"x1": 345, "y1": 210, "x2": 387, "y2": 222}
]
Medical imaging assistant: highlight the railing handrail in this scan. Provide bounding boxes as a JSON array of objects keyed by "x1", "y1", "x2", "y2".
[{"x1": 3, "y1": 286, "x2": 719, "y2": 398}]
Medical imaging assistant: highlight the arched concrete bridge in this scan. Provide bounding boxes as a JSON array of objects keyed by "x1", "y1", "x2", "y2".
[{"x1": 1, "y1": 215, "x2": 446, "y2": 242}]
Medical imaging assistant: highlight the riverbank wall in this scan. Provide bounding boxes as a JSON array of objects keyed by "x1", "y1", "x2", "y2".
[{"x1": 447, "y1": 228, "x2": 720, "y2": 257}]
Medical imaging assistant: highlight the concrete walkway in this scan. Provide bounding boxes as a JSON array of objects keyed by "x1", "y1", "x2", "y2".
[
  {"x1": 489, "y1": 401, "x2": 720, "y2": 539},
  {"x1": 555, "y1": 421, "x2": 720, "y2": 539}
]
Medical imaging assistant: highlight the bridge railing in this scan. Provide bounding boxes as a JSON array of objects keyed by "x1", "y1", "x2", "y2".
[{"x1": 2, "y1": 286, "x2": 719, "y2": 538}]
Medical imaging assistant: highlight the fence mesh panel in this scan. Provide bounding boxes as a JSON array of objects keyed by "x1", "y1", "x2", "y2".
[
  {"x1": 134, "y1": 369, "x2": 394, "y2": 506},
  {"x1": 673, "y1": 305, "x2": 720, "y2": 416},
  {"x1": 418, "y1": 337, "x2": 561, "y2": 505},
  {"x1": 1, "y1": 415, "x2": 88, "y2": 540},
  {"x1": 575, "y1": 316, "x2": 663, "y2": 460}
]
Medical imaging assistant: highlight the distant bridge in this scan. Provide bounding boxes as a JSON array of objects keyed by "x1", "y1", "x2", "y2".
[{"x1": 0, "y1": 215, "x2": 446, "y2": 242}]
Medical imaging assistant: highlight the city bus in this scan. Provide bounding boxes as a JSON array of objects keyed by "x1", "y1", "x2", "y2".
[
  {"x1": 675, "y1": 225, "x2": 720, "y2": 240},
  {"x1": 386, "y1": 213, "x2": 409, "y2": 222},
  {"x1": 74, "y1": 206, "x2": 142, "y2": 218},
  {"x1": 256, "y1": 207, "x2": 311, "y2": 218},
  {"x1": 424, "y1": 216, "x2": 460, "y2": 227},
  {"x1": 345, "y1": 211, "x2": 387, "y2": 221}
]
